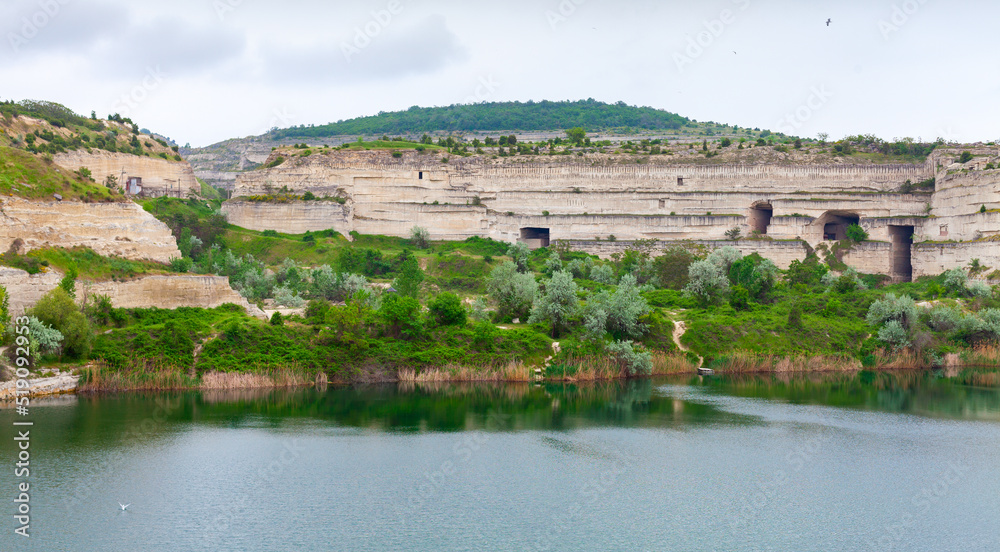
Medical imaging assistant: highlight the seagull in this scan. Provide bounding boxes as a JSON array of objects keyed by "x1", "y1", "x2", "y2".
[
  {"x1": 119, "y1": 503, "x2": 131, "y2": 511},
  {"x1": 826, "y1": 18, "x2": 831, "y2": 26}
]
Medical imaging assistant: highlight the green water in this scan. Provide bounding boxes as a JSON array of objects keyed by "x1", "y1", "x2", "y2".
[{"x1": 2, "y1": 371, "x2": 999, "y2": 551}]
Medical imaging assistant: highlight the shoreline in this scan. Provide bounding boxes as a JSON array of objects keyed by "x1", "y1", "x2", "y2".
[{"x1": 3, "y1": 359, "x2": 999, "y2": 403}]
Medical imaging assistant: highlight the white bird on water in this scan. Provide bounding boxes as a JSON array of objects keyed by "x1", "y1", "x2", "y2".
[{"x1": 119, "y1": 503, "x2": 131, "y2": 511}]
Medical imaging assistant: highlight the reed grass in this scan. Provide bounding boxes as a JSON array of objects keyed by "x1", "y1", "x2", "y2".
[
  {"x1": 707, "y1": 351, "x2": 862, "y2": 373},
  {"x1": 79, "y1": 354, "x2": 317, "y2": 392},
  {"x1": 397, "y1": 361, "x2": 531, "y2": 383},
  {"x1": 960, "y1": 346, "x2": 1000, "y2": 367}
]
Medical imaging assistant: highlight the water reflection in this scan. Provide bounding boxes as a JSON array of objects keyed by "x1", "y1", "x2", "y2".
[{"x1": 694, "y1": 369, "x2": 1000, "y2": 421}]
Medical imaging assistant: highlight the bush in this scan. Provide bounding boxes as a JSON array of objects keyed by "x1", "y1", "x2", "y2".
[
  {"x1": 30, "y1": 287, "x2": 91, "y2": 358},
  {"x1": 866, "y1": 293, "x2": 918, "y2": 329},
  {"x1": 167, "y1": 256, "x2": 193, "y2": 273},
  {"x1": 729, "y1": 285, "x2": 751, "y2": 310},
  {"x1": 877, "y1": 320, "x2": 910, "y2": 351},
  {"x1": 606, "y1": 340, "x2": 652, "y2": 377},
  {"x1": 786, "y1": 255, "x2": 828, "y2": 287},
  {"x1": 378, "y1": 294, "x2": 423, "y2": 339},
  {"x1": 429, "y1": 292, "x2": 467, "y2": 326},
  {"x1": 410, "y1": 226, "x2": 430, "y2": 249},
  {"x1": 943, "y1": 268, "x2": 968, "y2": 294},
  {"x1": 959, "y1": 151, "x2": 974, "y2": 164},
  {"x1": 845, "y1": 224, "x2": 868, "y2": 242},
  {"x1": 653, "y1": 246, "x2": 699, "y2": 290},
  {"x1": 262, "y1": 229, "x2": 279, "y2": 237},
  {"x1": 274, "y1": 285, "x2": 305, "y2": 308},
  {"x1": 270, "y1": 312, "x2": 284, "y2": 326},
  {"x1": 486, "y1": 261, "x2": 537, "y2": 321}
]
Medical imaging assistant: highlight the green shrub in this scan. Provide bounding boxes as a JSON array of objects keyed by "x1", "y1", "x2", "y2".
[
  {"x1": 429, "y1": 292, "x2": 467, "y2": 326},
  {"x1": 30, "y1": 287, "x2": 91, "y2": 358},
  {"x1": 846, "y1": 224, "x2": 868, "y2": 242}
]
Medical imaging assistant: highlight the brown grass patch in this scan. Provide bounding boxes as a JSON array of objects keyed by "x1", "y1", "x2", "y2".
[{"x1": 397, "y1": 361, "x2": 531, "y2": 383}]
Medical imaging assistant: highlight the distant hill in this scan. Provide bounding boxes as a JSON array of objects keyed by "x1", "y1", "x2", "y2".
[{"x1": 269, "y1": 99, "x2": 690, "y2": 139}]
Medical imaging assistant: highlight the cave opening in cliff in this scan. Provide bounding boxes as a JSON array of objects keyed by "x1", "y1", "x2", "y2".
[
  {"x1": 889, "y1": 225, "x2": 914, "y2": 282},
  {"x1": 819, "y1": 212, "x2": 860, "y2": 241},
  {"x1": 519, "y1": 227, "x2": 550, "y2": 249},
  {"x1": 749, "y1": 203, "x2": 773, "y2": 234}
]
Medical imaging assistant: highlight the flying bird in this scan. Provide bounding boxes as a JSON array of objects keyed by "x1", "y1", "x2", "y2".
[
  {"x1": 119, "y1": 503, "x2": 131, "y2": 511},
  {"x1": 826, "y1": 18, "x2": 831, "y2": 26}
]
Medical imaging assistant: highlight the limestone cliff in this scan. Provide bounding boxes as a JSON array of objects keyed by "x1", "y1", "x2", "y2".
[
  {"x1": 54, "y1": 149, "x2": 198, "y2": 197},
  {"x1": 223, "y1": 147, "x2": 1000, "y2": 282},
  {"x1": 76, "y1": 275, "x2": 266, "y2": 319},
  {"x1": 0, "y1": 266, "x2": 264, "y2": 319},
  {"x1": 0, "y1": 197, "x2": 181, "y2": 263}
]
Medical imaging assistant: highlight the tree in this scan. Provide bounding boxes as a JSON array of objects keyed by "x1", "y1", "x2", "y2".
[
  {"x1": 378, "y1": 294, "x2": 422, "y2": 339},
  {"x1": 507, "y1": 241, "x2": 530, "y2": 272},
  {"x1": 585, "y1": 274, "x2": 651, "y2": 340},
  {"x1": 394, "y1": 254, "x2": 424, "y2": 298},
  {"x1": 786, "y1": 255, "x2": 828, "y2": 287},
  {"x1": 845, "y1": 224, "x2": 868, "y2": 242},
  {"x1": 566, "y1": 127, "x2": 586, "y2": 144},
  {"x1": 486, "y1": 261, "x2": 537, "y2": 321},
  {"x1": 725, "y1": 227, "x2": 742, "y2": 241},
  {"x1": 30, "y1": 287, "x2": 91, "y2": 358},
  {"x1": 528, "y1": 270, "x2": 579, "y2": 337},
  {"x1": 429, "y1": 292, "x2": 467, "y2": 326},
  {"x1": 685, "y1": 259, "x2": 730, "y2": 306},
  {"x1": 652, "y1": 246, "x2": 700, "y2": 290},
  {"x1": 729, "y1": 253, "x2": 778, "y2": 301},
  {"x1": 59, "y1": 265, "x2": 78, "y2": 298}
]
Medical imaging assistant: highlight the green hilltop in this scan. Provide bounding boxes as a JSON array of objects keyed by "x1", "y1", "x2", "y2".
[{"x1": 268, "y1": 99, "x2": 690, "y2": 139}]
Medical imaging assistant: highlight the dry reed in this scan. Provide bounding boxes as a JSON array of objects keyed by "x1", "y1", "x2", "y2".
[{"x1": 708, "y1": 351, "x2": 862, "y2": 373}]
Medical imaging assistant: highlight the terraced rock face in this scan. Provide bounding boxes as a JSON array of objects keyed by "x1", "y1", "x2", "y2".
[
  {"x1": 54, "y1": 149, "x2": 198, "y2": 197},
  {"x1": 0, "y1": 197, "x2": 181, "y2": 263}
]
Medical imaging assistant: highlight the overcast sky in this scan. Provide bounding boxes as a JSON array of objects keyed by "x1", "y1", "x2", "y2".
[{"x1": 2, "y1": 0, "x2": 997, "y2": 147}]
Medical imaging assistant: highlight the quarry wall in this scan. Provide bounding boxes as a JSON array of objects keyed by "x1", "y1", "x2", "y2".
[
  {"x1": 54, "y1": 150, "x2": 198, "y2": 196},
  {"x1": 223, "y1": 149, "x2": 1000, "y2": 279},
  {"x1": 0, "y1": 266, "x2": 264, "y2": 318},
  {"x1": 0, "y1": 197, "x2": 181, "y2": 263}
]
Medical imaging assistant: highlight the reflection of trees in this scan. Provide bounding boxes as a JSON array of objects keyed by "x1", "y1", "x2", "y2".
[{"x1": 697, "y1": 370, "x2": 1000, "y2": 421}]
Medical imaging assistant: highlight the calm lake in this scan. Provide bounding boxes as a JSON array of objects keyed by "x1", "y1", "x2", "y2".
[{"x1": 3, "y1": 371, "x2": 1000, "y2": 551}]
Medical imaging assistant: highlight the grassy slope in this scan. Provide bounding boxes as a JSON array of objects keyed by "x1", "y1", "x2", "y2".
[
  {"x1": 0, "y1": 146, "x2": 117, "y2": 201},
  {"x1": 0, "y1": 247, "x2": 171, "y2": 279}
]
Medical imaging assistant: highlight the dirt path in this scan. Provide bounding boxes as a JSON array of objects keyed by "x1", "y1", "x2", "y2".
[{"x1": 671, "y1": 319, "x2": 703, "y2": 370}]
